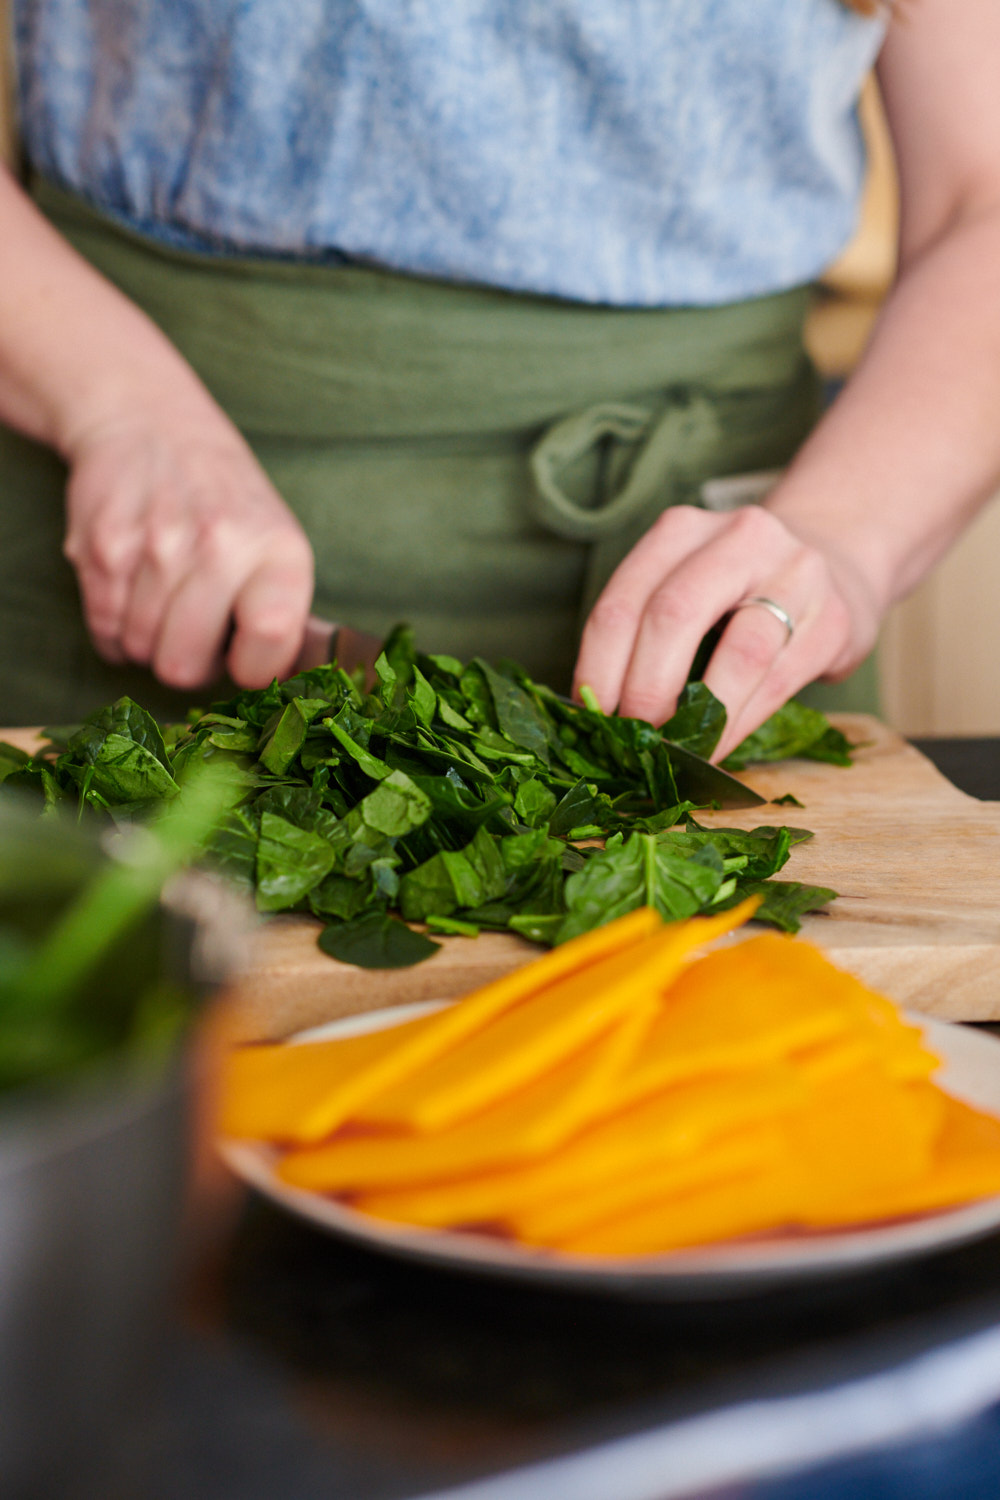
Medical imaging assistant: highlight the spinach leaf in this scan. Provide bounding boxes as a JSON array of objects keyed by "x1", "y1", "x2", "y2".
[
  {"x1": 62, "y1": 696, "x2": 180, "y2": 805},
  {"x1": 723, "y1": 701, "x2": 847, "y2": 770},
  {"x1": 350, "y1": 771, "x2": 432, "y2": 839},
  {"x1": 255, "y1": 812, "x2": 338, "y2": 911},
  {"x1": 258, "y1": 698, "x2": 329, "y2": 775},
  {"x1": 326, "y1": 709, "x2": 394, "y2": 780},
  {"x1": 0, "y1": 742, "x2": 30, "y2": 785},
  {"x1": 476, "y1": 658, "x2": 554, "y2": 762},
  {"x1": 3, "y1": 627, "x2": 848, "y2": 967},
  {"x1": 718, "y1": 879, "x2": 838, "y2": 933},
  {"x1": 399, "y1": 825, "x2": 507, "y2": 922},
  {"x1": 556, "y1": 831, "x2": 724, "y2": 943},
  {"x1": 513, "y1": 778, "x2": 558, "y2": 829},
  {"x1": 661, "y1": 682, "x2": 727, "y2": 759},
  {"x1": 318, "y1": 912, "x2": 441, "y2": 969}
]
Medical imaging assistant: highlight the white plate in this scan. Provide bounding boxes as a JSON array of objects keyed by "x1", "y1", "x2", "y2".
[{"x1": 219, "y1": 1007, "x2": 1000, "y2": 1298}]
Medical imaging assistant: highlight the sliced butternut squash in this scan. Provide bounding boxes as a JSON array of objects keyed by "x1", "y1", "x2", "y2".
[
  {"x1": 278, "y1": 996, "x2": 659, "y2": 1193},
  {"x1": 275, "y1": 903, "x2": 663, "y2": 1141},
  {"x1": 356, "y1": 902, "x2": 758, "y2": 1133},
  {"x1": 219, "y1": 1007, "x2": 436, "y2": 1141}
]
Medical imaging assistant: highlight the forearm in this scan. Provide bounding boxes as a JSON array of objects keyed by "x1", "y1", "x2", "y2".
[
  {"x1": 766, "y1": 203, "x2": 1000, "y2": 635},
  {"x1": 0, "y1": 165, "x2": 223, "y2": 455}
]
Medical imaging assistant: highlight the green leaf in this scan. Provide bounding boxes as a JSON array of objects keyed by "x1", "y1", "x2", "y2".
[
  {"x1": 255, "y1": 811, "x2": 338, "y2": 911},
  {"x1": 308, "y1": 871, "x2": 375, "y2": 921},
  {"x1": 476, "y1": 658, "x2": 553, "y2": 761},
  {"x1": 661, "y1": 682, "x2": 727, "y2": 759},
  {"x1": 549, "y1": 779, "x2": 600, "y2": 837},
  {"x1": 436, "y1": 696, "x2": 474, "y2": 732},
  {"x1": 204, "y1": 807, "x2": 260, "y2": 892},
  {"x1": 352, "y1": 770, "x2": 432, "y2": 838},
  {"x1": 318, "y1": 913, "x2": 440, "y2": 969},
  {"x1": 383, "y1": 622, "x2": 417, "y2": 686},
  {"x1": 724, "y1": 879, "x2": 837, "y2": 933},
  {"x1": 800, "y1": 725, "x2": 855, "y2": 767},
  {"x1": 398, "y1": 825, "x2": 507, "y2": 922},
  {"x1": 425, "y1": 914, "x2": 481, "y2": 938},
  {"x1": 661, "y1": 821, "x2": 796, "y2": 881},
  {"x1": 508, "y1": 913, "x2": 565, "y2": 945},
  {"x1": 556, "y1": 831, "x2": 723, "y2": 943},
  {"x1": 722, "y1": 700, "x2": 853, "y2": 770},
  {"x1": 513, "y1": 778, "x2": 558, "y2": 828},
  {"x1": 0, "y1": 742, "x2": 31, "y2": 785},
  {"x1": 326, "y1": 709, "x2": 393, "y2": 780},
  {"x1": 426, "y1": 653, "x2": 464, "y2": 677},
  {"x1": 258, "y1": 697, "x2": 329, "y2": 775},
  {"x1": 66, "y1": 697, "x2": 180, "y2": 803},
  {"x1": 408, "y1": 667, "x2": 437, "y2": 730},
  {"x1": 78, "y1": 733, "x2": 179, "y2": 804},
  {"x1": 71, "y1": 696, "x2": 171, "y2": 768},
  {"x1": 207, "y1": 723, "x2": 260, "y2": 753}
]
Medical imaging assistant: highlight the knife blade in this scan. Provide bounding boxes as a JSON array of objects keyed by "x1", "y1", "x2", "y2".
[
  {"x1": 658, "y1": 738, "x2": 765, "y2": 808},
  {"x1": 548, "y1": 692, "x2": 764, "y2": 808}
]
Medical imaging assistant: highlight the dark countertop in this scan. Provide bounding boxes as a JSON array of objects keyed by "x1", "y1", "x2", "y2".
[{"x1": 137, "y1": 737, "x2": 1000, "y2": 1500}]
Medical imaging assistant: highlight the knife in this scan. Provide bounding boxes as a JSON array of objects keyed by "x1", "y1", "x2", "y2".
[
  {"x1": 296, "y1": 621, "x2": 764, "y2": 809},
  {"x1": 655, "y1": 737, "x2": 765, "y2": 809},
  {"x1": 294, "y1": 616, "x2": 384, "y2": 680},
  {"x1": 547, "y1": 691, "x2": 764, "y2": 809}
]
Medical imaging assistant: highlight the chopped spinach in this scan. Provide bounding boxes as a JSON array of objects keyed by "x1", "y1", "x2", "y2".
[
  {"x1": 318, "y1": 912, "x2": 441, "y2": 969},
  {"x1": 721, "y1": 701, "x2": 854, "y2": 770},
  {"x1": 0, "y1": 628, "x2": 850, "y2": 966}
]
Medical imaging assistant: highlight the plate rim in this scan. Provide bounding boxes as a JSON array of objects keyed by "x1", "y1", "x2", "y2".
[{"x1": 218, "y1": 1007, "x2": 1000, "y2": 1298}]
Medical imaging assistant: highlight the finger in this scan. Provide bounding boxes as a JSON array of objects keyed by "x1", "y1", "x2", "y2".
[
  {"x1": 88, "y1": 632, "x2": 128, "y2": 666},
  {"x1": 151, "y1": 568, "x2": 243, "y2": 691},
  {"x1": 67, "y1": 512, "x2": 146, "y2": 656},
  {"x1": 119, "y1": 515, "x2": 196, "y2": 664},
  {"x1": 700, "y1": 595, "x2": 798, "y2": 750},
  {"x1": 227, "y1": 545, "x2": 314, "y2": 687},
  {"x1": 65, "y1": 454, "x2": 153, "y2": 652},
  {"x1": 574, "y1": 506, "x2": 722, "y2": 711},
  {"x1": 712, "y1": 642, "x2": 815, "y2": 764},
  {"x1": 615, "y1": 510, "x2": 796, "y2": 725}
]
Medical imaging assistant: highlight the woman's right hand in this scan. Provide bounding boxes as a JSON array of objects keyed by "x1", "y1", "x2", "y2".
[
  {"x1": 63, "y1": 409, "x2": 314, "y2": 692},
  {"x1": 0, "y1": 166, "x2": 314, "y2": 693}
]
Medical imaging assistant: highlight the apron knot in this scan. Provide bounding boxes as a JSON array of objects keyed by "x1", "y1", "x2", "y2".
[{"x1": 528, "y1": 388, "x2": 723, "y2": 542}]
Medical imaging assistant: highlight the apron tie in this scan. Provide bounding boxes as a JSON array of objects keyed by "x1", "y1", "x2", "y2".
[{"x1": 528, "y1": 389, "x2": 723, "y2": 542}]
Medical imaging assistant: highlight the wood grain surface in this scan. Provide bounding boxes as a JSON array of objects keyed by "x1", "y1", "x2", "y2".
[{"x1": 6, "y1": 716, "x2": 1000, "y2": 1035}]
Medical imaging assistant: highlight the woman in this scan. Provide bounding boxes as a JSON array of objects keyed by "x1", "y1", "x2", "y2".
[{"x1": 0, "y1": 1, "x2": 997, "y2": 761}]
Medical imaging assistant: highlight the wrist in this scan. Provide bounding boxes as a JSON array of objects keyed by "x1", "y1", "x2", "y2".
[{"x1": 56, "y1": 356, "x2": 240, "y2": 468}]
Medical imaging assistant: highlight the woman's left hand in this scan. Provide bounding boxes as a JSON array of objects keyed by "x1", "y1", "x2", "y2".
[{"x1": 572, "y1": 501, "x2": 879, "y2": 762}]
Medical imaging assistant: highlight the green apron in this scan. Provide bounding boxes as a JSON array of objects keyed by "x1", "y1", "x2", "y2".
[{"x1": 0, "y1": 178, "x2": 878, "y2": 726}]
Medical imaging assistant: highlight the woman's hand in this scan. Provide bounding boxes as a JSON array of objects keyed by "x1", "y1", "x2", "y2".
[
  {"x1": 578, "y1": 1, "x2": 1000, "y2": 757},
  {"x1": 0, "y1": 167, "x2": 313, "y2": 693},
  {"x1": 63, "y1": 412, "x2": 314, "y2": 691},
  {"x1": 573, "y1": 502, "x2": 880, "y2": 762}
]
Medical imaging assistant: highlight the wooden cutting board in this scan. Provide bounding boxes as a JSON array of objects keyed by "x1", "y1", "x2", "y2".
[{"x1": 7, "y1": 716, "x2": 1000, "y2": 1036}]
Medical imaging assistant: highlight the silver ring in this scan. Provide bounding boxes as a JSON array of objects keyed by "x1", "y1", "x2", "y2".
[{"x1": 732, "y1": 595, "x2": 795, "y2": 643}]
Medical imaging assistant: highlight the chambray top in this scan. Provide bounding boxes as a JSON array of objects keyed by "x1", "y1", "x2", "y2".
[{"x1": 12, "y1": 1, "x2": 885, "y2": 307}]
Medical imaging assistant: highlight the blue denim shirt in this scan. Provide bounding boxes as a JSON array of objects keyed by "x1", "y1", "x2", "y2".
[{"x1": 13, "y1": 1, "x2": 885, "y2": 306}]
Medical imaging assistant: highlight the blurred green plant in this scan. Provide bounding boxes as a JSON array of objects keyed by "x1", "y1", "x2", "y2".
[{"x1": 0, "y1": 763, "x2": 237, "y2": 1096}]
